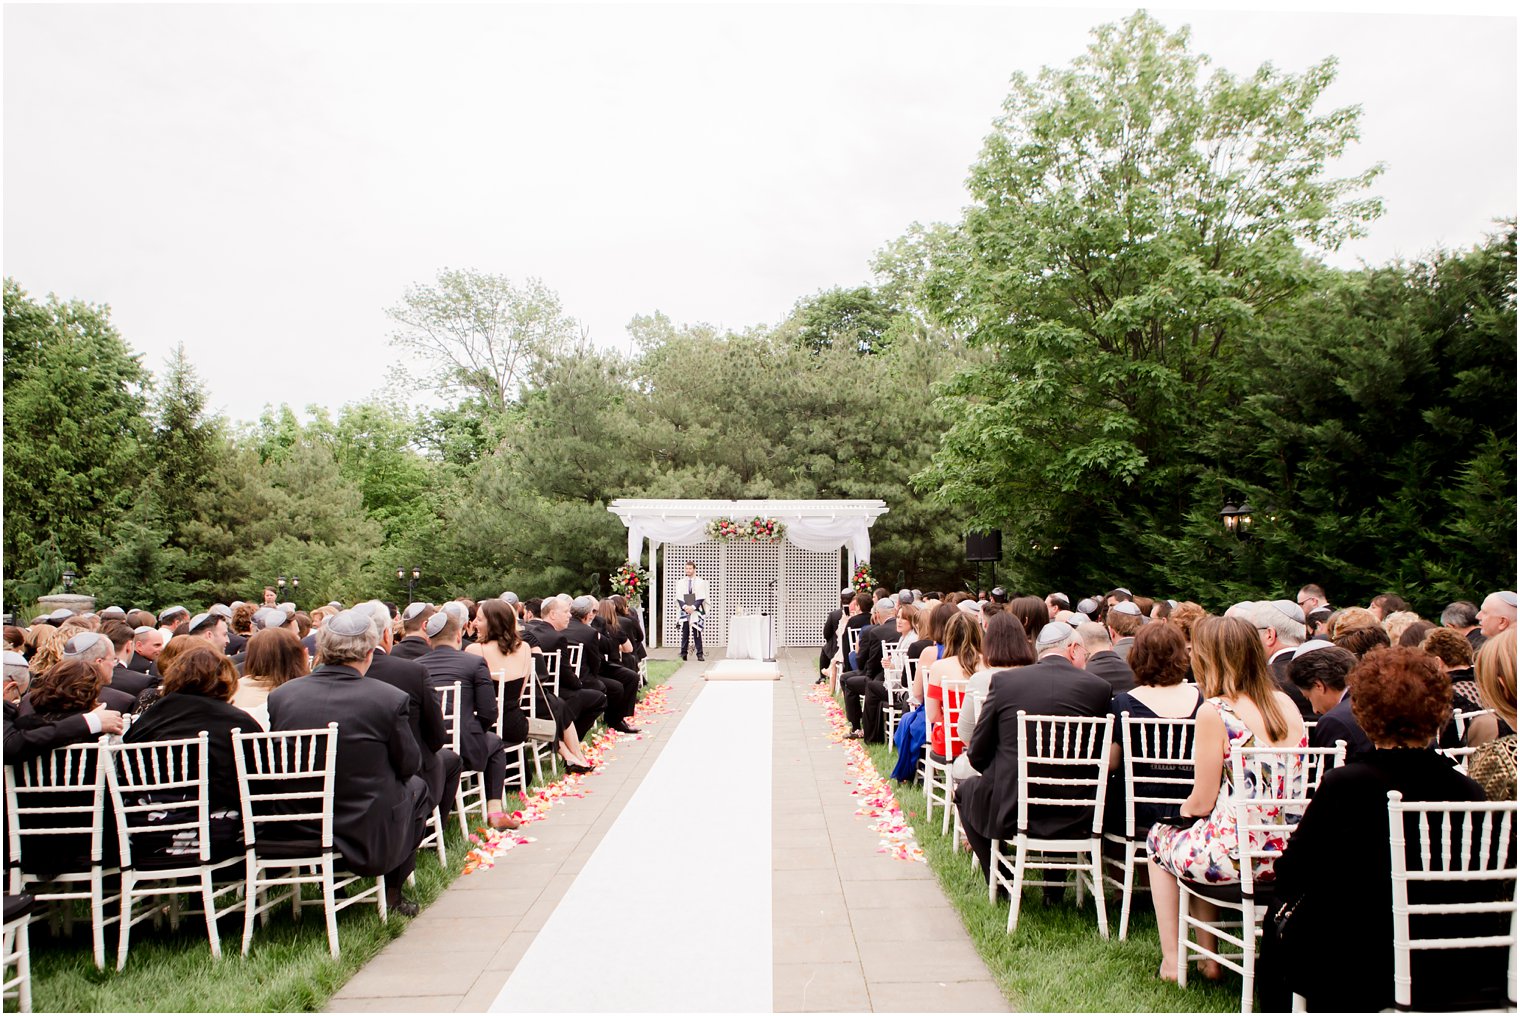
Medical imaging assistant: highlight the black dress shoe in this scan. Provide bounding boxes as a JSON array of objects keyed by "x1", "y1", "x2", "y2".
[
  {"x1": 565, "y1": 763, "x2": 594, "y2": 774},
  {"x1": 611, "y1": 722, "x2": 641, "y2": 735},
  {"x1": 679, "y1": 654, "x2": 687, "y2": 660},
  {"x1": 388, "y1": 896, "x2": 420, "y2": 918},
  {"x1": 696, "y1": 653, "x2": 704, "y2": 661}
]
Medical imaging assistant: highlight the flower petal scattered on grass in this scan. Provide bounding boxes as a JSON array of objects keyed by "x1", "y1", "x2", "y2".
[{"x1": 806, "y1": 683, "x2": 926, "y2": 865}]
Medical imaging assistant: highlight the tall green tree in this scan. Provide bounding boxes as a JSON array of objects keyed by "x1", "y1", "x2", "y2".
[
  {"x1": 914, "y1": 11, "x2": 1383, "y2": 594},
  {"x1": 3, "y1": 279, "x2": 151, "y2": 604}
]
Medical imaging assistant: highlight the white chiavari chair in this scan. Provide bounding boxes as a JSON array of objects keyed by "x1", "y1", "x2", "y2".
[
  {"x1": 434, "y1": 682, "x2": 490, "y2": 836},
  {"x1": 232, "y1": 724, "x2": 386, "y2": 958},
  {"x1": 988, "y1": 712, "x2": 1115, "y2": 936}
]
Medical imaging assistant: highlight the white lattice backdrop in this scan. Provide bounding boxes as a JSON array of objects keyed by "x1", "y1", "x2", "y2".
[
  {"x1": 662, "y1": 542, "x2": 723, "y2": 647},
  {"x1": 659, "y1": 540, "x2": 842, "y2": 647},
  {"x1": 782, "y1": 543, "x2": 843, "y2": 648}
]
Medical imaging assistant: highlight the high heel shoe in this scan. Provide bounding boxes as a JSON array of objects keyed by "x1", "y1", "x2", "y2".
[{"x1": 489, "y1": 810, "x2": 521, "y2": 831}]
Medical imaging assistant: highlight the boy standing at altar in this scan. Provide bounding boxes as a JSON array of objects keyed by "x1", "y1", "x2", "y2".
[{"x1": 677, "y1": 560, "x2": 708, "y2": 661}]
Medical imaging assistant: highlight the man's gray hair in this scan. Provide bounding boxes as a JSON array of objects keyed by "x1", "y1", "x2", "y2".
[
  {"x1": 1035, "y1": 622, "x2": 1079, "y2": 654},
  {"x1": 353, "y1": 600, "x2": 393, "y2": 637},
  {"x1": 1075, "y1": 622, "x2": 1112, "y2": 653},
  {"x1": 1442, "y1": 601, "x2": 1480, "y2": 628},
  {"x1": 316, "y1": 610, "x2": 380, "y2": 665},
  {"x1": 571, "y1": 596, "x2": 597, "y2": 620},
  {"x1": 3, "y1": 651, "x2": 30, "y2": 689},
  {"x1": 63, "y1": 632, "x2": 115, "y2": 665},
  {"x1": 1234, "y1": 600, "x2": 1306, "y2": 645}
]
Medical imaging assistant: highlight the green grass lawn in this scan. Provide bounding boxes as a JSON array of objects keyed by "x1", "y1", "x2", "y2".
[
  {"x1": 25, "y1": 660, "x2": 680, "y2": 1012},
  {"x1": 863, "y1": 739, "x2": 1240, "y2": 1014}
]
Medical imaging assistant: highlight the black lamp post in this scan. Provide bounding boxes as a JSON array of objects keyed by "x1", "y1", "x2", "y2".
[
  {"x1": 399, "y1": 566, "x2": 420, "y2": 601},
  {"x1": 1220, "y1": 499, "x2": 1256, "y2": 538}
]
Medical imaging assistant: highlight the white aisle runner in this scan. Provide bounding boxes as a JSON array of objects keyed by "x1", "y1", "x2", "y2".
[{"x1": 492, "y1": 680, "x2": 774, "y2": 1013}]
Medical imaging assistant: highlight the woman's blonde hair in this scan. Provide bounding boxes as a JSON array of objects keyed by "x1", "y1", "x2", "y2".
[
  {"x1": 28, "y1": 626, "x2": 67, "y2": 676},
  {"x1": 1191, "y1": 615, "x2": 1291, "y2": 742},
  {"x1": 940, "y1": 612, "x2": 983, "y2": 679},
  {"x1": 1475, "y1": 629, "x2": 1517, "y2": 730},
  {"x1": 1382, "y1": 610, "x2": 1422, "y2": 645}
]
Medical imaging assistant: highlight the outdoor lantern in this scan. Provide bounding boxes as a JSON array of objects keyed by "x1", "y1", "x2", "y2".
[
  {"x1": 61, "y1": 569, "x2": 75, "y2": 590},
  {"x1": 1219, "y1": 501, "x2": 1241, "y2": 534},
  {"x1": 1236, "y1": 501, "x2": 1255, "y2": 535},
  {"x1": 277, "y1": 575, "x2": 286, "y2": 590}
]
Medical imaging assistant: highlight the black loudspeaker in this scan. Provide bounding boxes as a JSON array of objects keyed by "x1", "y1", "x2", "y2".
[{"x1": 965, "y1": 530, "x2": 1003, "y2": 562}]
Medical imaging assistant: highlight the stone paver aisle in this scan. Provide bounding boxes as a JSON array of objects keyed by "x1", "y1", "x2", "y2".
[
  {"x1": 328, "y1": 654, "x2": 707, "y2": 1013},
  {"x1": 771, "y1": 649, "x2": 1010, "y2": 1013}
]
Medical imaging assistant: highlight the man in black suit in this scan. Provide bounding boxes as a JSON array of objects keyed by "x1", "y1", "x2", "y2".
[
  {"x1": 416, "y1": 611, "x2": 516, "y2": 828},
  {"x1": 4, "y1": 651, "x2": 124, "y2": 763},
  {"x1": 1105, "y1": 600, "x2": 1143, "y2": 661},
  {"x1": 390, "y1": 602, "x2": 435, "y2": 661},
  {"x1": 531, "y1": 598, "x2": 606, "y2": 738},
  {"x1": 356, "y1": 601, "x2": 463, "y2": 828},
  {"x1": 1076, "y1": 622, "x2": 1135, "y2": 695},
  {"x1": 267, "y1": 609, "x2": 432, "y2": 915},
  {"x1": 124, "y1": 625, "x2": 163, "y2": 675},
  {"x1": 566, "y1": 597, "x2": 639, "y2": 735},
  {"x1": 819, "y1": 589, "x2": 851, "y2": 683},
  {"x1": 1288, "y1": 643, "x2": 1373, "y2": 757},
  {"x1": 841, "y1": 598, "x2": 897, "y2": 743},
  {"x1": 955, "y1": 621, "x2": 1113, "y2": 877},
  {"x1": 57, "y1": 631, "x2": 139, "y2": 712}
]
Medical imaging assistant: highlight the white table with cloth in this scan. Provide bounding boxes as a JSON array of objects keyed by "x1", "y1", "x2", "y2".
[{"x1": 726, "y1": 614, "x2": 771, "y2": 661}]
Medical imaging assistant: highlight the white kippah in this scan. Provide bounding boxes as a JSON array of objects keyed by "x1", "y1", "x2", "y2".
[
  {"x1": 324, "y1": 610, "x2": 373, "y2": 638},
  {"x1": 425, "y1": 611, "x2": 450, "y2": 638}
]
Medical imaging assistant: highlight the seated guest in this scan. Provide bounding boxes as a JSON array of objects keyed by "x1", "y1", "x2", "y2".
[
  {"x1": 608, "y1": 594, "x2": 646, "y2": 667},
  {"x1": 1259, "y1": 647, "x2": 1507, "y2": 1012},
  {"x1": 417, "y1": 611, "x2": 516, "y2": 830},
  {"x1": 1079, "y1": 622, "x2": 1135, "y2": 695},
  {"x1": 4, "y1": 653, "x2": 123, "y2": 763},
  {"x1": 51, "y1": 632, "x2": 138, "y2": 713},
  {"x1": 26, "y1": 626, "x2": 67, "y2": 680},
  {"x1": 226, "y1": 602, "x2": 256, "y2": 655},
  {"x1": 1381, "y1": 610, "x2": 1423, "y2": 646},
  {"x1": 1232, "y1": 600, "x2": 1313, "y2": 719},
  {"x1": 470, "y1": 598, "x2": 592, "y2": 772},
  {"x1": 355, "y1": 601, "x2": 462, "y2": 829},
  {"x1": 1329, "y1": 605, "x2": 1380, "y2": 640},
  {"x1": 955, "y1": 613, "x2": 1035, "y2": 762},
  {"x1": 1287, "y1": 643, "x2": 1372, "y2": 757},
  {"x1": 924, "y1": 613, "x2": 981, "y2": 763},
  {"x1": 267, "y1": 609, "x2": 432, "y2": 915},
  {"x1": 1396, "y1": 618, "x2": 1437, "y2": 648},
  {"x1": 907, "y1": 602, "x2": 954, "y2": 706},
  {"x1": 1007, "y1": 596, "x2": 1047, "y2": 646},
  {"x1": 1441, "y1": 599, "x2": 1485, "y2": 654},
  {"x1": 819, "y1": 589, "x2": 851, "y2": 682},
  {"x1": 567, "y1": 597, "x2": 638, "y2": 735},
  {"x1": 527, "y1": 598, "x2": 606, "y2": 741},
  {"x1": 841, "y1": 591, "x2": 872, "y2": 674},
  {"x1": 121, "y1": 645, "x2": 255, "y2": 861},
  {"x1": 123, "y1": 625, "x2": 164, "y2": 680},
  {"x1": 955, "y1": 621, "x2": 1112, "y2": 877},
  {"x1": 1105, "y1": 601, "x2": 1145, "y2": 661},
  {"x1": 841, "y1": 598, "x2": 897, "y2": 743},
  {"x1": 585, "y1": 597, "x2": 641, "y2": 733},
  {"x1": 391, "y1": 602, "x2": 436, "y2": 661},
  {"x1": 1146, "y1": 616, "x2": 1306, "y2": 983},
  {"x1": 1467, "y1": 630, "x2": 1516, "y2": 802},
  {"x1": 232, "y1": 628, "x2": 311, "y2": 729},
  {"x1": 1105, "y1": 622, "x2": 1202, "y2": 831}
]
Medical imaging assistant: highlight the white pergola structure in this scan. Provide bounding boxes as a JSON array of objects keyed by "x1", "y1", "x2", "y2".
[{"x1": 607, "y1": 498, "x2": 889, "y2": 649}]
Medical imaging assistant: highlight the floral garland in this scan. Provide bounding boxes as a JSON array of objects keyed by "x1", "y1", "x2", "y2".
[
  {"x1": 611, "y1": 561, "x2": 650, "y2": 599},
  {"x1": 705, "y1": 516, "x2": 787, "y2": 543},
  {"x1": 851, "y1": 562, "x2": 877, "y2": 594}
]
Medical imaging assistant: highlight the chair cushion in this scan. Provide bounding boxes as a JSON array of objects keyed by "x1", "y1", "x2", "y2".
[
  {"x1": 1179, "y1": 877, "x2": 1277, "y2": 907},
  {"x1": 3, "y1": 893, "x2": 35, "y2": 923}
]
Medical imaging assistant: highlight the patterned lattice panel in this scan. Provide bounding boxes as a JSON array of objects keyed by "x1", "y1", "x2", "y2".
[
  {"x1": 782, "y1": 543, "x2": 844, "y2": 647},
  {"x1": 662, "y1": 542, "x2": 723, "y2": 648}
]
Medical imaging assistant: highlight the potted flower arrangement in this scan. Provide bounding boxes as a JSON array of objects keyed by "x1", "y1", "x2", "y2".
[
  {"x1": 851, "y1": 562, "x2": 877, "y2": 594},
  {"x1": 611, "y1": 562, "x2": 650, "y2": 603}
]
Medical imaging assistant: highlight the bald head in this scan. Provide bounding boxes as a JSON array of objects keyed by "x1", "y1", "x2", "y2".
[{"x1": 1478, "y1": 592, "x2": 1517, "y2": 638}]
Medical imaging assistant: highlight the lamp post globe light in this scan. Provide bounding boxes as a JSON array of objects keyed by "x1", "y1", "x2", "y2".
[
  {"x1": 61, "y1": 569, "x2": 75, "y2": 592},
  {"x1": 399, "y1": 567, "x2": 421, "y2": 601}
]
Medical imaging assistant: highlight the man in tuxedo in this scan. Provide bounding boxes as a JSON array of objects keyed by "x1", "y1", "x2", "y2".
[
  {"x1": 186, "y1": 611, "x2": 231, "y2": 653},
  {"x1": 1045, "y1": 593, "x2": 1071, "y2": 621},
  {"x1": 355, "y1": 601, "x2": 462, "y2": 829},
  {"x1": 566, "y1": 597, "x2": 639, "y2": 735},
  {"x1": 955, "y1": 621, "x2": 1113, "y2": 876},
  {"x1": 1288, "y1": 643, "x2": 1372, "y2": 757},
  {"x1": 1476, "y1": 590, "x2": 1516, "y2": 641},
  {"x1": 675, "y1": 561, "x2": 708, "y2": 661},
  {"x1": 1295, "y1": 583, "x2": 1330, "y2": 616},
  {"x1": 267, "y1": 609, "x2": 432, "y2": 915},
  {"x1": 4, "y1": 651, "x2": 124, "y2": 763},
  {"x1": 117, "y1": 625, "x2": 165, "y2": 696},
  {"x1": 819, "y1": 589, "x2": 851, "y2": 683},
  {"x1": 1105, "y1": 601, "x2": 1143, "y2": 661},
  {"x1": 532, "y1": 597, "x2": 606, "y2": 738},
  {"x1": 416, "y1": 612, "x2": 515, "y2": 828},
  {"x1": 841, "y1": 598, "x2": 897, "y2": 743},
  {"x1": 1076, "y1": 622, "x2": 1134, "y2": 695},
  {"x1": 391, "y1": 602, "x2": 436, "y2": 661},
  {"x1": 1232, "y1": 599, "x2": 1313, "y2": 719}
]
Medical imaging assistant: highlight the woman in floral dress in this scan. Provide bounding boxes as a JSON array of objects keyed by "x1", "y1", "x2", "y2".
[{"x1": 1146, "y1": 615, "x2": 1307, "y2": 982}]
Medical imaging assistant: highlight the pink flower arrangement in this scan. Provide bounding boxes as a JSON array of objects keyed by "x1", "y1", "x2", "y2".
[{"x1": 705, "y1": 517, "x2": 786, "y2": 543}]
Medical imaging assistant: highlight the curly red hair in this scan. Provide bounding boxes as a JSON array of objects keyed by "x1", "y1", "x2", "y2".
[{"x1": 1349, "y1": 646, "x2": 1451, "y2": 748}]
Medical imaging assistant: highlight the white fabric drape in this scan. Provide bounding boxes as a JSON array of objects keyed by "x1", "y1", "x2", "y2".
[{"x1": 625, "y1": 513, "x2": 872, "y2": 566}]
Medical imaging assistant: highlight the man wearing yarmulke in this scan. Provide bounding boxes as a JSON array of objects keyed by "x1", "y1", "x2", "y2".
[{"x1": 267, "y1": 609, "x2": 433, "y2": 915}]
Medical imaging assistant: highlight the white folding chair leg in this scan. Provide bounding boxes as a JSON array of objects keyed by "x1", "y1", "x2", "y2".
[
  {"x1": 1007, "y1": 842, "x2": 1027, "y2": 933},
  {"x1": 1090, "y1": 845, "x2": 1109, "y2": 939},
  {"x1": 321, "y1": 860, "x2": 341, "y2": 958},
  {"x1": 1290, "y1": 993, "x2": 1307, "y2": 1012},
  {"x1": 1117, "y1": 848, "x2": 1137, "y2": 941}
]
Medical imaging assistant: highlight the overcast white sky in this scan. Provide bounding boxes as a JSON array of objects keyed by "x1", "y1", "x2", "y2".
[{"x1": 4, "y1": 2, "x2": 1515, "y2": 423}]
